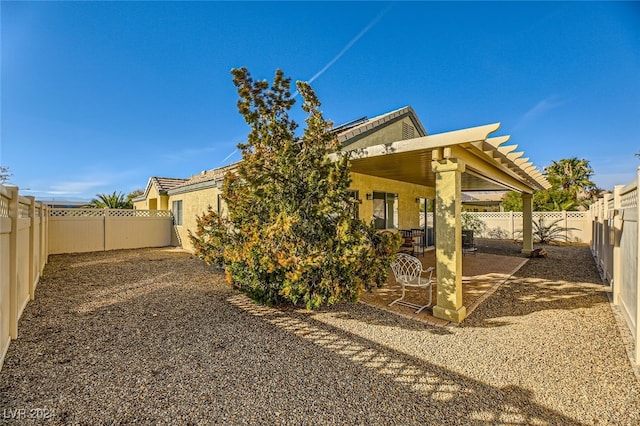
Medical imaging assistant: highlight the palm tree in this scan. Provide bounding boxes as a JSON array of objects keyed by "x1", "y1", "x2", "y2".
[
  {"x1": 544, "y1": 158, "x2": 596, "y2": 197},
  {"x1": 87, "y1": 191, "x2": 132, "y2": 209}
]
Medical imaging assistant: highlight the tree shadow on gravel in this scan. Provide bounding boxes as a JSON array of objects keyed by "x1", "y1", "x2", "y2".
[
  {"x1": 288, "y1": 302, "x2": 455, "y2": 335},
  {"x1": 227, "y1": 294, "x2": 585, "y2": 425},
  {"x1": 0, "y1": 248, "x2": 597, "y2": 424}
]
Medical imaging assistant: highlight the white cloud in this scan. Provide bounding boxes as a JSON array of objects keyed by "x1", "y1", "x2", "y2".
[
  {"x1": 49, "y1": 179, "x2": 109, "y2": 195},
  {"x1": 515, "y1": 96, "x2": 567, "y2": 130},
  {"x1": 22, "y1": 166, "x2": 145, "y2": 200}
]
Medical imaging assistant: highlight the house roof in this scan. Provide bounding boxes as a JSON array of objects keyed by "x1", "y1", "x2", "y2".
[
  {"x1": 137, "y1": 106, "x2": 549, "y2": 198},
  {"x1": 337, "y1": 106, "x2": 427, "y2": 145},
  {"x1": 166, "y1": 162, "x2": 240, "y2": 195},
  {"x1": 139, "y1": 109, "x2": 424, "y2": 198},
  {"x1": 153, "y1": 177, "x2": 188, "y2": 192},
  {"x1": 134, "y1": 176, "x2": 188, "y2": 202},
  {"x1": 462, "y1": 191, "x2": 508, "y2": 203}
]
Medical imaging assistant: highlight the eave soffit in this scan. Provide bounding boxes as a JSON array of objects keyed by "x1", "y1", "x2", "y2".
[{"x1": 339, "y1": 123, "x2": 550, "y2": 192}]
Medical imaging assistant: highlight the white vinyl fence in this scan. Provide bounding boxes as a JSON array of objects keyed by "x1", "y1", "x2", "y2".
[
  {"x1": 463, "y1": 211, "x2": 591, "y2": 243},
  {"x1": 48, "y1": 208, "x2": 173, "y2": 254},
  {"x1": 591, "y1": 170, "x2": 640, "y2": 364},
  {"x1": 1, "y1": 184, "x2": 176, "y2": 370},
  {"x1": 0, "y1": 186, "x2": 49, "y2": 370}
]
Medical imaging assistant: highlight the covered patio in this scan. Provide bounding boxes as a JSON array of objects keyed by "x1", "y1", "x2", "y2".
[
  {"x1": 360, "y1": 245, "x2": 529, "y2": 326},
  {"x1": 341, "y1": 122, "x2": 550, "y2": 323}
]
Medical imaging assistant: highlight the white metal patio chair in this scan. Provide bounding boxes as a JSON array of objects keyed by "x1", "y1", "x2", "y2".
[{"x1": 388, "y1": 253, "x2": 435, "y2": 314}]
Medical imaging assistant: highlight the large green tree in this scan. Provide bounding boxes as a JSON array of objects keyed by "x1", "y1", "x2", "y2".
[{"x1": 190, "y1": 68, "x2": 400, "y2": 308}]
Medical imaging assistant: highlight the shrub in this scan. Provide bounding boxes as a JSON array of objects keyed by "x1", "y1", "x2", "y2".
[
  {"x1": 514, "y1": 217, "x2": 576, "y2": 243},
  {"x1": 461, "y1": 212, "x2": 487, "y2": 236},
  {"x1": 189, "y1": 68, "x2": 401, "y2": 309}
]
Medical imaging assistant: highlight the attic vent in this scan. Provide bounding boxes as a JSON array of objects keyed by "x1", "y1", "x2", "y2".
[{"x1": 402, "y1": 122, "x2": 415, "y2": 140}]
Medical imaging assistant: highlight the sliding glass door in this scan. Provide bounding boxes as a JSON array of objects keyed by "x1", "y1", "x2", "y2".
[
  {"x1": 373, "y1": 192, "x2": 398, "y2": 230},
  {"x1": 419, "y1": 198, "x2": 435, "y2": 248}
]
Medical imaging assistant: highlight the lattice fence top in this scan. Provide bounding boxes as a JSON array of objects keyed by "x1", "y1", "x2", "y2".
[
  {"x1": 50, "y1": 209, "x2": 104, "y2": 217},
  {"x1": 532, "y1": 211, "x2": 564, "y2": 219},
  {"x1": 468, "y1": 211, "x2": 588, "y2": 220},
  {"x1": 621, "y1": 189, "x2": 638, "y2": 209},
  {"x1": 473, "y1": 212, "x2": 513, "y2": 219},
  {"x1": 0, "y1": 196, "x2": 8, "y2": 218},
  {"x1": 49, "y1": 208, "x2": 173, "y2": 217},
  {"x1": 567, "y1": 212, "x2": 588, "y2": 219},
  {"x1": 108, "y1": 209, "x2": 172, "y2": 217},
  {"x1": 18, "y1": 203, "x2": 30, "y2": 218}
]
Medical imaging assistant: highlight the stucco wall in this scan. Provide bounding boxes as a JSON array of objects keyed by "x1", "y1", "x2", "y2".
[
  {"x1": 154, "y1": 172, "x2": 432, "y2": 250},
  {"x1": 350, "y1": 172, "x2": 434, "y2": 229},
  {"x1": 133, "y1": 186, "x2": 166, "y2": 210},
  {"x1": 170, "y1": 186, "x2": 222, "y2": 252}
]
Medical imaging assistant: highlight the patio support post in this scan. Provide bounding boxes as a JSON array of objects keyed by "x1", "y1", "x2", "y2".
[
  {"x1": 431, "y1": 157, "x2": 467, "y2": 323},
  {"x1": 521, "y1": 192, "x2": 533, "y2": 254}
]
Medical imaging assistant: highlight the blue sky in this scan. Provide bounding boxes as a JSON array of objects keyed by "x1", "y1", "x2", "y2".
[{"x1": 2, "y1": 1, "x2": 639, "y2": 201}]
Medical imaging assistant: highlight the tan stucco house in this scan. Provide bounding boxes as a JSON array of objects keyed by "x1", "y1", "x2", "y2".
[
  {"x1": 462, "y1": 191, "x2": 508, "y2": 212},
  {"x1": 134, "y1": 106, "x2": 549, "y2": 323}
]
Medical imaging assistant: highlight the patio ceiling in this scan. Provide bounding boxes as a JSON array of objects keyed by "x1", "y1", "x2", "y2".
[{"x1": 339, "y1": 123, "x2": 550, "y2": 194}]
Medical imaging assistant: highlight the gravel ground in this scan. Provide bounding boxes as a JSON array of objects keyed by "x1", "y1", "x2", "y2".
[{"x1": 1, "y1": 242, "x2": 639, "y2": 425}]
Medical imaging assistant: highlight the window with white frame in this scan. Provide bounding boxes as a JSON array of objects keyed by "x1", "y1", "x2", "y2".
[{"x1": 172, "y1": 200, "x2": 183, "y2": 225}]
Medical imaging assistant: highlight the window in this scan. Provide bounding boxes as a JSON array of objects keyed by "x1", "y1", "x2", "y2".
[
  {"x1": 172, "y1": 200, "x2": 183, "y2": 225},
  {"x1": 372, "y1": 192, "x2": 398, "y2": 229},
  {"x1": 217, "y1": 194, "x2": 228, "y2": 217}
]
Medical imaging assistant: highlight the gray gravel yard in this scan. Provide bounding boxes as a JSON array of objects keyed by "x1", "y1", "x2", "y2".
[{"x1": 1, "y1": 242, "x2": 639, "y2": 425}]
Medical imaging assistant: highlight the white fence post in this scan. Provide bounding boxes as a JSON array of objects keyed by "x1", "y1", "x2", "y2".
[
  {"x1": 612, "y1": 186, "x2": 623, "y2": 305},
  {"x1": 104, "y1": 208, "x2": 109, "y2": 251},
  {"x1": 7, "y1": 186, "x2": 19, "y2": 340},
  {"x1": 27, "y1": 196, "x2": 36, "y2": 300},
  {"x1": 635, "y1": 168, "x2": 640, "y2": 365},
  {"x1": 509, "y1": 211, "x2": 514, "y2": 240},
  {"x1": 40, "y1": 203, "x2": 48, "y2": 274}
]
